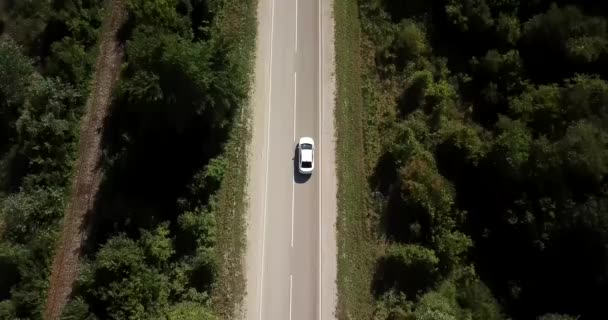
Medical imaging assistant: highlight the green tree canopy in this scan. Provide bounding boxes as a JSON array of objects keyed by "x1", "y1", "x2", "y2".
[{"x1": 524, "y1": 4, "x2": 608, "y2": 63}]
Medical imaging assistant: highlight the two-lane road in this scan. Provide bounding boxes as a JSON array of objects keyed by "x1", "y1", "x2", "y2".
[{"x1": 246, "y1": 0, "x2": 323, "y2": 319}]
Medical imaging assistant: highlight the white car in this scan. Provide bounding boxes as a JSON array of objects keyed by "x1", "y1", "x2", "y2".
[{"x1": 298, "y1": 137, "x2": 315, "y2": 174}]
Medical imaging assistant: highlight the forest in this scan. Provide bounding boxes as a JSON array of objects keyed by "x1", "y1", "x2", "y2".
[
  {"x1": 0, "y1": 0, "x2": 255, "y2": 319},
  {"x1": 336, "y1": 0, "x2": 608, "y2": 319}
]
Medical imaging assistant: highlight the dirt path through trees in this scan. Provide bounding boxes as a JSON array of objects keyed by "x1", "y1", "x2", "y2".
[{"x1": 43, "y1": 1, "x2": 126, "y2": 319}]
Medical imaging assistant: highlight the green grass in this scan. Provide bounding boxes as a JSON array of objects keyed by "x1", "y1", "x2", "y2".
[
  {"x1": 334, "y1": 0, "x2": 377, "y2": 318},
  {"x1": 209, "y1": 0, "x2": 257, "y2": 318}
]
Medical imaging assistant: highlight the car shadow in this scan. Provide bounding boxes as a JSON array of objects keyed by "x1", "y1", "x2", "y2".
[{"x1": 293, "y1": 145, "x2": 312, "y2": 184}]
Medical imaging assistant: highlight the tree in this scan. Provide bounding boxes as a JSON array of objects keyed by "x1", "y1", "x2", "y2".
[
  {"x1": 492, "y1": 116, "x2": 532, "y2": 176},
  {"x1": 1, "y1": 187, "x2": 64, "y2": 244},
  {"x1": 118, "y1": 27, "x2": 228, "y2": 133},
  {"x1": 140, "y1": 222, "x2": 175, "y2": 267},
  {"x1": 523, "y1": 4, "x2": 608, "y2": 63},
  {"x1": 411, "y1": 268, "x2": 502, "y2": 320},
  {"x1": 2, "y1": 230, "x2": 57, "y2": 319},
  {"x1": 0, "y1": 39, "x2": 35, "y2": 177},
  {"x1": 16, "y1": 76, "x2": 82, "y2": 188},
  {"x1": 0, "y1": 39, "x2": 34, "y2": 110},
  {"x1": 177, "y1": 206, "x2": 216, "y2": 253},
  {"x1": 413, "y1": 288, "x2": 459, "y2": 320},
  {"x1": 373, "y1": 290, "x2": 413, "y2": 320},
  {"x1": 468, "y1": 49, "x2": 524, "y2": 125},
  {"x1": 399, "y1": 151, "x2": 455, "y2": 226},
  {"x1": 355, "y1": 0, "x2": 608, "y2": 318},
  {"x1": 495, "y1": 13, "x2": 520, "y2": 46},
  {"x1": 3, "y1": 0, "x2": 52, "y2": 52},
  {"x1": 187, "y1": 156, "x2": 227, "y2": 204},
  {"x1": 0, "y1": 300, "x2": 16, "y2": 319},
  {"x1": 445, "y1": 0, "x2": 494, "y2": 32},
  {"x1": 437, "y1": 119, "x2": 489, "y2": 165},
  {"x1": 399, "y1": 70, "x2": 433, "y2": 116},
  {"x1": 511, "y1": 84, "x2": 559, "y2": 122},
  {"x1": 393, "y1": 19, "x2": 430, "y2": 62},
  {"x1": 60, "y1": 297, "x2": 95, "y2": 320},
  {"x1": 433, "y1": 230, "x2": 472, "y2": 271},
  {"x1": 157, "y1": 301, "x2": 215, "y2": 320},
  {"x1": 58, "y1": 0, "x2": 104, "y2": 48},
  {"x1": 374, "y1": 244, "x2": 440, "y2": 297},
  {"x1": 47, "y1": 37, "x2": 94, "y2": 87},
  {"x1": 471, "y1": 49, "x2": 523, "y2": 90},
  {"x1": 562, "y1": 75, "x2": 608, "y2": 127},
  {"x1": 126, "y1": 0, "x2": 186, "y2": 33},
  {"x1": 558, "y1": 120, "x2": 608, "y2": 188},
  {"x1": 84, "y1": 235, "x2": 171, "y2": 319},
  {"x1": 454, "y1": 267, "x2": 503, "y2": 320}
]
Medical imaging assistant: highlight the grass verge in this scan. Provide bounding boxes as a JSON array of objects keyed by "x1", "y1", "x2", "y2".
[
  {"x1": 334, "y1": 0, "x2": 377, "y2": 318},
  {"x1": 210, "y1": 0, "x2": 257, "y2": 318}
]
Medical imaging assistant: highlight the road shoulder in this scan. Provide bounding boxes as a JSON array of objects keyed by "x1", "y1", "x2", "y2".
[
  {"x1": 244, "y1": 0, "x2": 272, "y2": 318},
  {"x1": 320, "y1": 0, "x2": 338, "y2": 319}
]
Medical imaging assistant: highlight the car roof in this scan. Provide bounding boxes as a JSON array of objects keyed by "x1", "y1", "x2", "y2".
[
  {"x1": 301, "y1": 149, "x2": 313, "y2": 162},
  {"x1": 299, "y1": 137, "x2": 314, "y2": 146}
]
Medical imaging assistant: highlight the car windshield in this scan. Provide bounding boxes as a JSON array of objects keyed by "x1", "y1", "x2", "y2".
[
  {"x1": 302, "y1": 161, "x2": 312, "y2": 168},
  {"x1": 301, "y1": 143, "x2": 313, "y2": 150}
]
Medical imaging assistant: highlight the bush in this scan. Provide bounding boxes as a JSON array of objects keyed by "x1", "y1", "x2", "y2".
[
  {"x1": 1, "y1": 187, "x2": 65, "y2": 244},
  {"x1": 374, "y1": 244, "x2": 440, "y2": 296}
]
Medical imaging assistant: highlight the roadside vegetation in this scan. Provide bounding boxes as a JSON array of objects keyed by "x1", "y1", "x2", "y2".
[
  {"x1": 0, "y1": 0, "x2": 255, "y2": 319},
  {"x1": 0, "y1": 1, "x2": 103, "y2": 318},
  {"x1": 60, "y1": 0, "x2": 256, "y2": 318},
  {"x1": 334, "y1": 0, "x2": 377, "y2": 317},
  {"x1": 335, "y1": 0, "x2": 608, "y2": 319}
]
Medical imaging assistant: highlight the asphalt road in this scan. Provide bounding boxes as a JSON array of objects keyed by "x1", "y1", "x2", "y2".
[{"x1": 245, "y1": 0, "x2": 327, "y2": 319}]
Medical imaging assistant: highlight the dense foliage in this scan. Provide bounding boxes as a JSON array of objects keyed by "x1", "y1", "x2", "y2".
[
  {"x1": 0, "y1": 1, "x2": 103, "y2": 318},
  {"x1": 62, "y1": 0, "x2": 254, "y2": 318},
  {"x1": 0, "y1": 0, "x2": 254, "y2": 318},
  {"x1": 360, "y1": 0, "x2": 608, "y2": 319}
]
